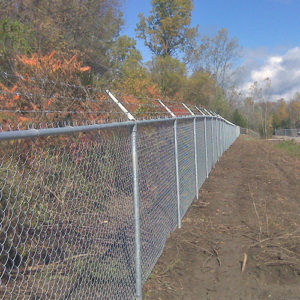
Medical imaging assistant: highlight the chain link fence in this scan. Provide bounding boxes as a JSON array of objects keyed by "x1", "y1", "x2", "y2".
[
  {"x1": 240, "y1": 127, "x2": 260, "y2": 138},
  {"x1": 275, "y1": 128, "x2": 300, "y2": 137},
  {"x1": 0, "y1": 115, "x2": 239, "y2": 299}
]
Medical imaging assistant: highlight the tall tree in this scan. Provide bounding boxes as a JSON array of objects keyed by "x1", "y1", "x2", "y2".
[
  {"x1": 110, "y1": 35, "x2": 143, "y2": 79},
  {"x1": 0, "y1": 0, "x2": 123, "y2": 74},
  {"x1": 288, "y1": 95, "x2": 300, "y2": 128},
  {"x1": 272, "y1": 99, "x2": 289, "y2": 129},
  {"x1": 184, "y1": 70, "x2": 217, "y2": 107},
  {"x1": 150, "y1": 55, "x2": 187, "y2": 97},
  {"x1": 109, "y1": 35, "x2": 156, "y2": 97},
  {"x1": 194, "y1": 28, "x2": 240, "y2": 88},
  {"x1": 136, "y1": 0, "x2": 198, "y2": 57},
  {"x1": 232, "y1": 109, "x2": 247, "y2": 127},
  {"x1": 0, "y1": 19, "x2": 34, "y2": 74}
]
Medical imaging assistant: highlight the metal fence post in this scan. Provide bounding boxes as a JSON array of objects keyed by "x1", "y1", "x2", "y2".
[
  {"x1": 106, "y1": 89, "x2": 142, "y2": 299},
  {"x1": 223, "y1": 121, "x2": 226, "y2": 151},
  {"x1": 156, "y1": 99, "x2": 182, "y2": 229},
  {"x1": 174, "y1": 119, "x2": 182, "y2": 228},
  {"x1": 204, "y1": 116, "x2": 209, "y2": 178},
  {"x1": 131, "y1": 123, "x2": 142, "y2": 300},
  {"x1": 182, "y1": 103, "x2": 198, "y2": 199},
  {"x1": 193, "y1": 117, "x2": 199, "y2": 199},
  {"x1": 211, "y1": 117, "x2": 215, "y2": 167},
  {"x1": 221, "y1": 120, "x2": 224, "y2": 153},
  {"x1": 218, "y1": 118, "x2": 221, "y2": 157},
  {"x1": 216, "y1": 117, "x2": 219, "y2": 160},
  {"x1": 220, "y1": 118, "x2": 223, "y2": 154}
]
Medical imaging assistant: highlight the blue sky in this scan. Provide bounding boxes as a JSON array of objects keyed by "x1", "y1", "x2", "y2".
[{"x1": 121, "y1": 0, "x2": 300, "y2": 99}]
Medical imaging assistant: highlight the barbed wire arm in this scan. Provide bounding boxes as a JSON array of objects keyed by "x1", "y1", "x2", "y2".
[
  {"x1": 194, "y1": 106, "x2": 205, "y2": 115},
  {"x1": 105, "y1": 90, "x2": 135, "y2": 121},
  {"x1": 203, "y1": 108, "x2": 212, "y2": 116},
  {"x1": 182, "y1": 103, "x2": 195, "y2": 116},
  {"x1": 157, "y1": 99, "x2": 176, "y2": 118}
]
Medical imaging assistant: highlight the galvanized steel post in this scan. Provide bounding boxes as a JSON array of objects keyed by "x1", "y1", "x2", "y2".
[
  {"x1": 221, "y1": 120, "x2": 224, "y2": 154},
  {"x1": 193, "y1": 117, "x2": 199, "y2": 199},
  {"x1": 221, "y1": 119, "x2": 223, "y2": 154},
  {"x1": 174, "y1": 119, "x2": 182, "y2": 228},
  {"x1": 223, "y1": 120, "x2": 225, "y2": 151},
  {"x1": 218, "y1": 118, "x2": 221, "y2": 158},
  {"x1": 156, "y1": 99, "x2": 181, "y2": 228},
  {"x1": 204, "y1": 117, "x2": 209, "y2": 178},
  {"x1": 220, "y1": 120, "x2": 223, "y2": 153},
  {"x1": 211, "y1": 117, "x2": 215, "y2": 167},
  {"x1": 216, "y1": 117, "x2": 219, "y2": 160},
  {"x1": 131, "y1": 123, "x2": 142, "y2": 300},
  {"x1": 182, "y1": 102, "x2": 198, "y2": 199}
]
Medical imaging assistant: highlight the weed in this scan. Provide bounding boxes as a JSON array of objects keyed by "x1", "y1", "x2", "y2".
[{"x1": 274, "y1": 140, "x2": 300, "y2": 157}]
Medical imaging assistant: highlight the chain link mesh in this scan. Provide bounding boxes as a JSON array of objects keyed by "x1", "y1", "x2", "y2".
[
  {"x1": 177, "y1": 119, "x2": 196, "y2": 218},
  {"x1": 275, "y1": 128, "x2": 300, "y2": 137},
  {"x1": 196, "y1": 118, "x2": 207, "y2": 188},
  {"x1": 137, "y1": 122, "x2": 178, "y2": 283},
  {"x1": 0, "y1": 117, "x2": 239, "y2": 299},
  {"x1": 206, "y1": 118, "x2": 213, "y2": 174},
  {"x1": 0, "y1": 128, "x2": 136, "y2": 300}
]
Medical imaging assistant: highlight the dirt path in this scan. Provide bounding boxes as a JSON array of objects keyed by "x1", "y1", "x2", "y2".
[{"x1": 143, "y1": 136, "x2": 300, "y2": 300}]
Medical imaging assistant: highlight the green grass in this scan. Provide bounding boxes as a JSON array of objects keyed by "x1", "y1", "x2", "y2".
[{"x1": 274, "y1": 140, "x2": 300, "y2": 158}]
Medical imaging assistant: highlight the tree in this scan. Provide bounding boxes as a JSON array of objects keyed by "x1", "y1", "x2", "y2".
[
  {"x1": 183, "y1": 70, "x2": 217, "y2": 107},
  {"x1": 247, "y1": 78, "x2": 272, "y2": 137},
  {"x1": 136, "y1": 0, "x2": 198, "y2": 57},
  {"x1": 0, "y1": 0, "x2": 123, "y2": 74},
  {"x1": 150, "y1": 55, "x2": 187, "y2": 97},
  {"x1": 232, "y1": 109, "x2": 247, "y2": 128},
  {"x1": 110, "y1": 35, "x2": 143, "y2": 80},
  {"x1": 272, "y1": 99, "x2": 290, "y2": 129},
  {"x1": 211, "y1": 90, "x2": 232, "y2": 119},
  {"x1": 0, "y1": 18, "x2": 34, "y2": 74},
  {"x1": 288, "y1": 94, "x2": 300, "y2": 128},
  {"x1": 110, "y1": 36, "x2": 161, "y2": 99},
  {"x1": 0, "y1": 51, "x2": 103, "y2": 126},
  {"x1": 195, "y1": 28, "x2": 240, "y2": 88}
]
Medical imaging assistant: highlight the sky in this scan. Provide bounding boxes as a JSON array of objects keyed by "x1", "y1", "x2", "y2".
[{"x1": 121, "y1": 0, "x2": 300, "y2": 100}]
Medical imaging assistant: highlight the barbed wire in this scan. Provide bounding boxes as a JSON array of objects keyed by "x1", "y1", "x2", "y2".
[
  {"x1": 0, "y1": 88, "x2": 178, "y2": 110},
  {"x1": 113, "y1": 91, "x2": 185, "y2": 105},
  {"x1": 0, "y1": 109, "x2": 170, "y2": 115},
  {"x1": 0, "y1": 71, "x2": 194, "y2": 106},
  {"x1": 0, "y1": 119, "x2": 117, "y2": 131},
  {"x1": 0, "y1": 112, "x2": 179, "y2": 132},
  {"x1": 0, "y1": 89, "x2": 107, "y2": 104},
  {"x1": 0, "y1": 83, "x2": 171, "y2": 108},
  {"x1": 0, "y1": 71, "x2": 105, "y2": 93},
  {"x1": 0, "y1": 72, "x2": 209, "y2": 117}
]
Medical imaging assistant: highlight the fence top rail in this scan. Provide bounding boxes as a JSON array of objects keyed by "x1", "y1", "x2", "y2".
[{"x1": 0, "y1": 114, "x2": 236, "y2": 141}]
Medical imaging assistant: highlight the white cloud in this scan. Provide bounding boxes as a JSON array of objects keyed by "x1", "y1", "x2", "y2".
[{"x1": 239, "y1": 47, "x2": 300, "y2": 100}]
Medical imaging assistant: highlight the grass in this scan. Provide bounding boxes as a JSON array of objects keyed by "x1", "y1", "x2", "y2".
[{"x1": 274, "y1": 140, "x2": 300, "y2": 158}]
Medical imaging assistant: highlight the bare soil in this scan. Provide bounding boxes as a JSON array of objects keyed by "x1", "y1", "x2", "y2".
[{"x1": 143, "y1": 136, "x2": 300, "y2": 300}]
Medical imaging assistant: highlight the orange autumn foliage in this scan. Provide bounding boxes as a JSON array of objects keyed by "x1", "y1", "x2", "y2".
[{"x1": 0, "y1": 51, "x2": 108, "y2": 127}]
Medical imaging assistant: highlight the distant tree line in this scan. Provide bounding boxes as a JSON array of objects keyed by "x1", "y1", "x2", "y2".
[{"x1": 0, "y1": 0, "x2": 298, "y2": 133}]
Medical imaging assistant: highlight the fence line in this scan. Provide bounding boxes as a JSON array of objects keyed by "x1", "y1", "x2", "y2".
[
  {"x1": 0, "y1": 113, "x2": 239, "y2": 299},
  {"x1": 240, "y1": 127, "x2": 260, "y2": 138},
  {"x1": 275, "y1": 128, "x2": 300, "y2": 137}
]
